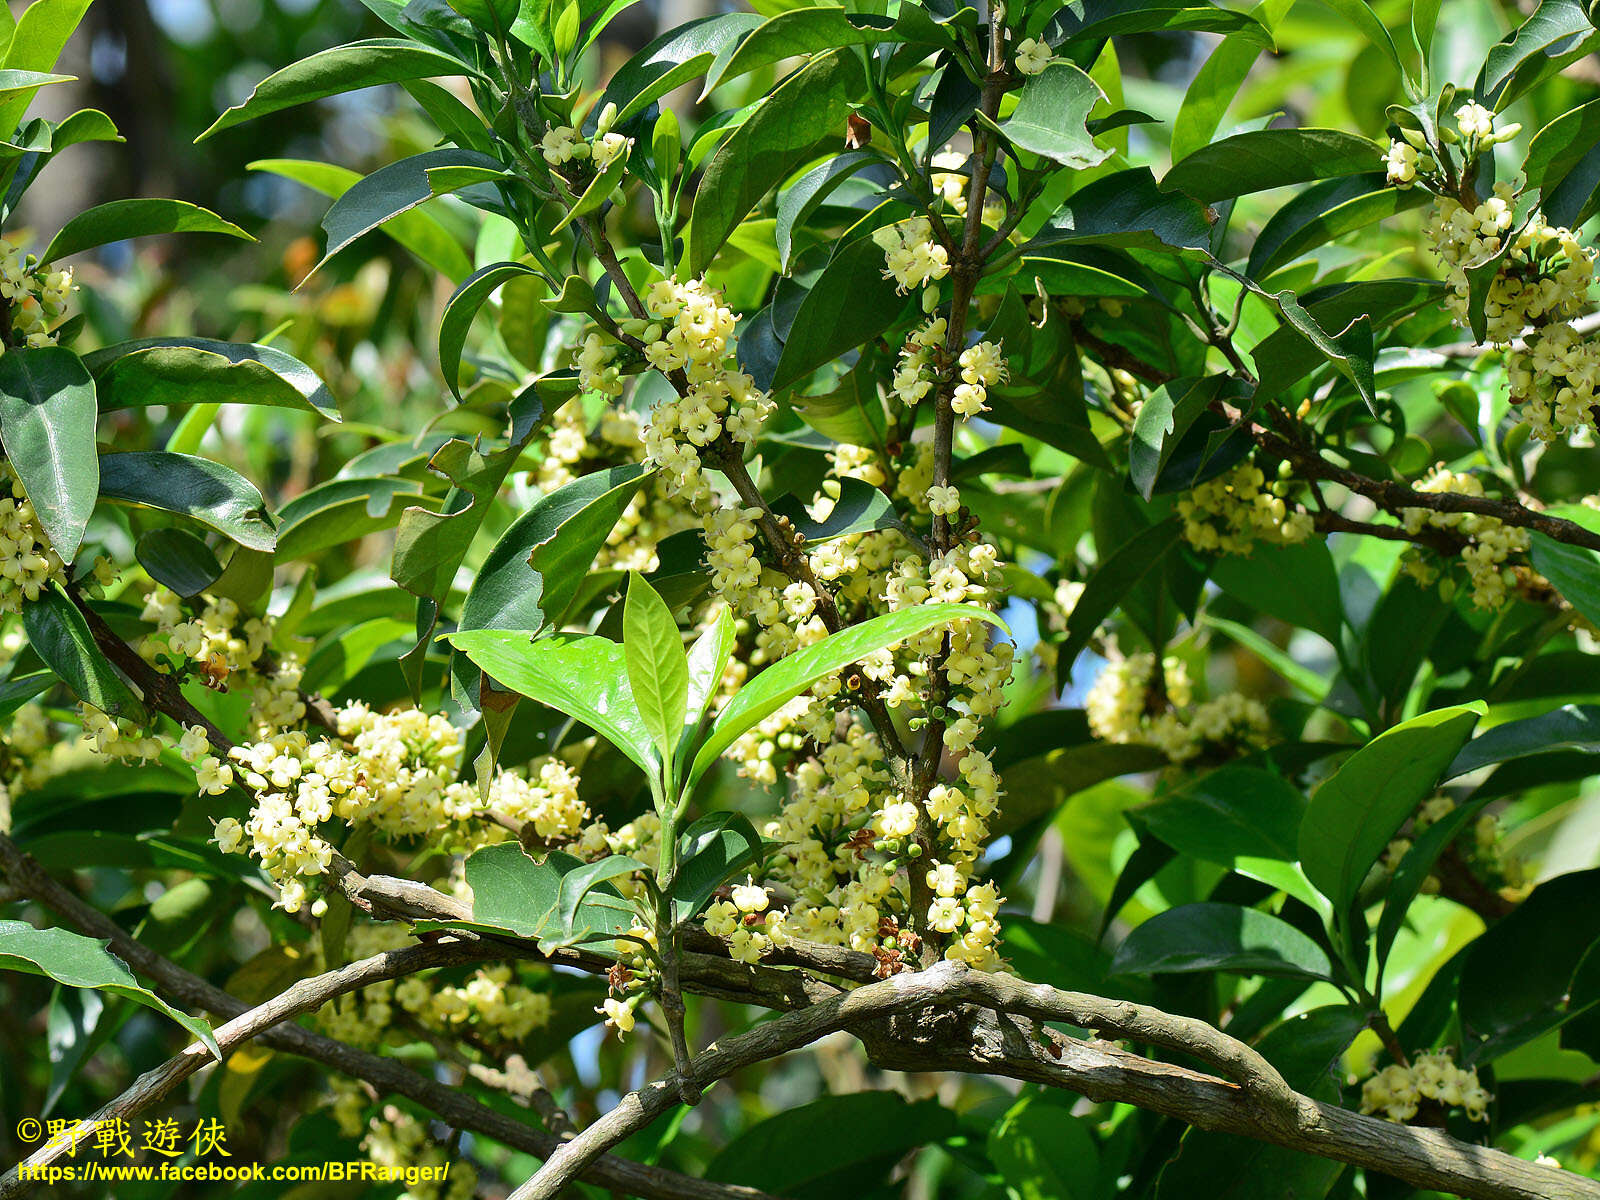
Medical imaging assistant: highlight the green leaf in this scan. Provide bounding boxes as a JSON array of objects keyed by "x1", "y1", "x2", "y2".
[
  {"x1": 1157, "y1": 1006, "x2": 1362, "y2": 1199},
  {"x1": 1373, "y1": 795, "x2": 1490, "y2": 972},
  {"x1": 1128, "y1": 374, "x2": 1235, "y2": 500},
  {"x1": 1298, "y1": 704, "x2": 1483, "y2": 915},
  {"x1": 1170, "y1": 2, "x2": 1290, "y2": 161},
  {"x1": 686, "y1": 48, "x2": 859, "y2": 276},
  {"x1": 1531, "y1": 531, "x2": 1600, "y2": 626},
  {"x1": 1162, "y1": 128, "x2": 1385, "y2": 204},
  {"x1": 250, "y1": 158, "x2": 472, "y2": 282},
  {"x1": 555, "y1": 855, "x2": 647, "y2": 940},
  {"x1": 684, "y1": 606, "x2": 736, "y2": 732},
  {"x1": 773, "y1": 151, "x2": 877, "y2": 270},
  {"x1": 0, "y1": 345, "x2": 98, "y2": 559},
  {"x1": 978, "y1": 62, "x2": 1107, "y2": 168},
  {"x1": 459, "y1": 464, "x2": 653, "y2": 636},
  {"x1": 599, "y1": 13, "x2": 763, "y2": 123},
  {"x1": 1449, "y1": 705, "x2": 1600, "y2": 779},
  {"x1": 623, "y1": 572, "x2": 690, "y2": 765},
  {"x1": 312, "y1": 148, "x2": 500, "y2": 279},
  {"x1": 688, "y1": 602, "x2": 1004, "y2": 788},
  {"x1": 1031, "y1": 167, "x2": 1213, "y2": 254},
  {"x1": 42, "y1": 199, "x2": 249, "y2": 263},
  {"x1": 448, "y1": 0, "x2": 518, "y2": 35},
  {"x1": 85, "y1": 338, "x2": 338, "y2": 420},
  {"x1": 705, "y1": 10, "x2": 910, "y2": 93},
  {"x1": 135, "y1": 528, "x2": 224, "y2": 598},
  {"x1": 1240, "y1": 275, "x2": 1377, "y2": 414},
  {"x1": 1479, "y1": 0, "x2": 1593, "y2": 102},
  {"x1": 1060, "y1": 519, "x2": 1182, "y2": 668},
  {"x1": 276, "y1": 476, "x2": 436, "y2": 559},
  {"x1": 439, "y1": 260, "x2": 540, "y2": 401},
  {"x1": 437, "y1": 843, "x2": 636, "y2": 954},
  {"x1": 21, "y1": 586, "x2": 143, "y2": 720},
  {"x1": 1131, "y1": 767, "x2": 1325, "y2": 914},
  {"x1": 1458, "y1": 869, "x2": 1600, "y2": 1064},
  {"x1": 769, "y1": 477, "x2": 902, "y2": 544},
  {"x1": 771, "y1": 232, "x2": 907, "y2": 391},
  {"x1": 988, "y1": 1095, "x2": 1099, "y2": 1200},
  {"x1": 1247, "y1": 174, "x2": 1430, "y2": 280},
  {"x1": 1111, "y1": 902, "x2": 1336, "y2": 982},
  {"x1": 198, "y1": 39, "x2": 478, "y2": 140},
  {"x1": 1210, "y1": 540, "x2": 1343, "y2": 644},
  {"x1": 98, "y1": 452, "x2": 275, "y2": 551},
  {"x1": 447, "y1": 630, "x2": 661, "y2": 775},
  {"x1": 391, "y1": 436, "x2": 530, "y2": 607},
  {"x1": 706, "y1": 1092, "x2": 957, "y2": 1200},
  {"x1": 0, "y1": 921, "x2": 217, "y2": 1058},
  {"x1": 672, "y1": 812, "x2": 770, "y2": 924}
]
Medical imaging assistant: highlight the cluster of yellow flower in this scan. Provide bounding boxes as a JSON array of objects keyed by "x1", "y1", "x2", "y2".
[
  {"x1": 211, "y1": 703, "x2": 587, "y2": 914},
  {"x1": 1360, "y1": 1050, "x2": 1491, "y2": 1123},
  {"x1": 0, "y1": 462, "x2": 66, "y2": 614},
  {"x1": 1177, "y1": 463, "x2": 1313, "y2": 555},
  {"x1": 1384, "y1": 102, "x2": 1517, "y2": 189},
  {"x1": 540, "y1": 103, "x2": 632, "y2": 172},
  {"x1": 138, "y1": 585, "x2": 305, "y2": 735},
  {"x1": 1381, "y1": 795, "x2": 1521, "y2": 891},
  {"x1": 1401, "y1": 466, "x2": 1531, "y2": 609},
  {"x1": 636, "y1": 276, "x2": 774, "y2": 507},
  {"x1": 0, "y1": 236, "x2": 74, "y2": 350},
  {"x1": 704, "y1": 878, "x2": 792, "y2": 964},
  {"x1": 1086, "y1": 651, "x2": 1271, "y2": 763}
]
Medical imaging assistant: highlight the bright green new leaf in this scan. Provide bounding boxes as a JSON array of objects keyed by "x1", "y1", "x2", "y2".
[
  {"x1": 1298, "y1": 704, "x2": 1484, "y2": 915},
  {"x1": 687, "y1": 602, "x2": 1006, "y2": 788},
  {"x1": 623, "y1": 572, "x2": 690, "y2": 766}
]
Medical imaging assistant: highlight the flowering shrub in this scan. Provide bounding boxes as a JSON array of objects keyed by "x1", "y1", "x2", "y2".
[{"x1": 6, "y1": 1, "x2": 1600, "y2": 1198}]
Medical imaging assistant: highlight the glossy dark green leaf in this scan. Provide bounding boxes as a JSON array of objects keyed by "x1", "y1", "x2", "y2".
[
  {"x1": 85, "y1": 337, "x2": 338, "y2": 420},
  {"x1": 599, "y1": 12, "x2": 763, "y2": 123},
  {"x1": 199, "y1": 39, "x2": 478, "y2": 140},
  {"x1": 21, "y1": 586, "x2": 142, "y2": 719},
  {"x1": 314, "y1": 147, "x2": 501, "y2": 277},
  {"x1": 773, "y1": 151, "x2": 879, "y2": 271},
  {"x1": 1478, "y1": 0, "x2": 1593, "y2": 100},
  {"x1": 1211, "y1": 540, "x2": 1343, "y2": 644},
  {"x1": 250, "y1": 157, "x2": 472, "y2": 281},
  {"x1": 134, "y1": 528, "x2": 224, "y2": 598},
  {"x1": 1060, "y1": 518, "x2": 1182, "y2": 668},
  {"x1": 1247, "y1": 175, "x2": 1429, "y2": 280},
  {"x1": 1129, "y1": 374, "x2": 1234, "y2": 500},
  {"x1": 0, "y1": 921, "x2": 216, "y2": 1056},
  {"x1": 671, "y1": 812, "x2": 770, "y2": 924},
  {"x1": 769, "y1": 476, "x2": 901, "y2": 545},
  {"x1": 42, "y1": 199, "x2": 249, "y2": 263},
  {"x1": 706, "y1": 1091, "x2": 957, "y2": 1200},
  {"x1": 1112, "y1": 902, "x2": 1335, "y2": 981},
  {"x1": 276, "y1": 476, "x2": 436, "y2": 559},
  {"x1": 0, "y1": 345, "x2": 98, "y2": 558},
  {"x1": 1531, "y1": 532, "x2": 1600, "y2": 626},
  {"x1": 98, "y1": 451, "x2": 275, "y2": 550},
  {"x1": 391, "y1": 436, "x2": 531, "y2": 607},
  {"x1": 439, "y1": 260, "x2": 540, "y2": 400},
  {"x1": 771, "y1": 233, "x2": 907, "y2": 391},
  {"x1": 1458, "y1": 869, "x2": 1600, "y2": 1064},
  {"x1": 689, "y1": 602, "x2": 1004, "y2": 788},
  {"x1": 1162, "y1": 128, "x2": 1384, "y2": 204},
  {"x1": 1298, "y1": 704, "x2": 1482, "y2": 915},
  {"x1": 1031, "y1": 167, "x2": 1213, "y2": 254},
  {"x1": 686, "y1": 48, "x2": 859, "y2": 276},
  {"x1": 1449, "y1": 705, "x2": 1600, "y2": 779},
  {"x1": 459, "y1": 464, "x2": 653, "y2": 635},
  {"x1": 1041, "y1": 0, "x2": 1270, "y2": 44}
]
